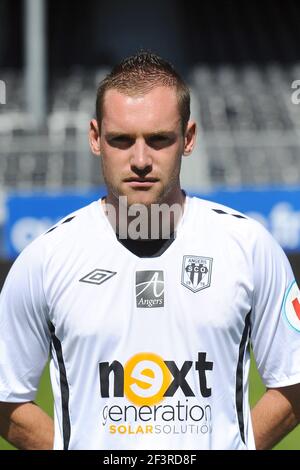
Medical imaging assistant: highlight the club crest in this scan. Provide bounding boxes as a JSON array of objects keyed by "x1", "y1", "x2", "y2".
[{"x1": 181, "y1": 255, "x2": 213, "y2": 293}]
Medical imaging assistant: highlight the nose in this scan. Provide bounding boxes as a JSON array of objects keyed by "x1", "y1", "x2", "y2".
[{"x1": 130, "y1": 139, "x2": 152, "y2": 172}]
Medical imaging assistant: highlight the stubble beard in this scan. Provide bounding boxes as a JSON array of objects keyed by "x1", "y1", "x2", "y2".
[
  {"x1": 101, "y1": 157, "x2": 184, "y2": 238},
  {"x1": 108, "y1": 175, "x2": 181, "y2": 209}
]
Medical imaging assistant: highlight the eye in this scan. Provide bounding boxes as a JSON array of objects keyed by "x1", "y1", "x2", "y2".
[
  {"x1": 107, "y1": 135, "x2": 134, "y2": 149},
  {"x1": 151, "y1": 135, "x2": 168, "y2": 142},
  {"x1": 147, "y1": 135, "x2": 174, "y2": 149}
]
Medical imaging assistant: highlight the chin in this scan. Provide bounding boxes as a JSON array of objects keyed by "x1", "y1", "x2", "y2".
[
  {"x1": 127, "y1": 195, "x2": 158, "y2": 208},
  {"x1": 120, "y1": 187, "x2": 158, "y2": 207}
]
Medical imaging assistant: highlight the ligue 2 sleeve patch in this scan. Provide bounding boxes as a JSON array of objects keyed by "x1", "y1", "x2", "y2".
[{"x1": 283, "y1": 280, "x2": 300, "y2": 332}]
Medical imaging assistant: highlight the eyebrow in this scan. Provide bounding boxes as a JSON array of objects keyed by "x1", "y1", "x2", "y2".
[{"x1": 105, "y1": 130, "x2": 177, "y2": 138}]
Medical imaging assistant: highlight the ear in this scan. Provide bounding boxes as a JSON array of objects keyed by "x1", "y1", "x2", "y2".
[
  {"x1": 183, "y1": 120, "x2": 196, "y2": 156},
  {"x1": 89, "y1": 119, "x2": 101, "y2": 156}
]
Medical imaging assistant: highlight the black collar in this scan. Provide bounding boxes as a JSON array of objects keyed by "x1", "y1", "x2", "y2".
[{"x1": 116, "y1": 234, "x2": 175, "y2": 258}]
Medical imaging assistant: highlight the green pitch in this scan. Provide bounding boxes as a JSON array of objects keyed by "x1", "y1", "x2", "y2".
[{"x1": 1, "y1": 355, "x2": 299, "y2": 450}]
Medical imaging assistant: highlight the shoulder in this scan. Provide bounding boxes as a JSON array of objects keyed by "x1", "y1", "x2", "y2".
[
  {"x1": 188, "y1": 195, "x2": 276, "y2": 250},
  {"x1": 190, "y1": 195, "x2": 249, "y2": 226},
  {"x1": 190, "y1": 196, "x2": 247, "y2": 221},
  {"x1": 16, "y1": 200, "x2": 103, "y2": 264}
]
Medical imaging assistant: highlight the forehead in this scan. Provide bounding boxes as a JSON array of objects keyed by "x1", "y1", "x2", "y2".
[{"x1": 101, "y1": 86, "x2": 181, "y2": 133}]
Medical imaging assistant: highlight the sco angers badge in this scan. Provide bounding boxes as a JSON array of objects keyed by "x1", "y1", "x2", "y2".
[
  {"x1": 181, "y1": 255, "x2": 213, "y2": 293},
  {"x1": 284, "y1": 280, "x2": 300, "y2": 332}
]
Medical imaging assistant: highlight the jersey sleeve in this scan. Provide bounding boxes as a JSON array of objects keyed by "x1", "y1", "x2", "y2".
[
  {"x1": 250, "y1": 222, "x2": 300, "y2": 388},
  {"x1": 0, "y1": 239, "x2": 51, "y2": 402}
]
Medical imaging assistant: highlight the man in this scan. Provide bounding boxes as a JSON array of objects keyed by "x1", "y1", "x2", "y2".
[{"x1": 0, "y1": 52, "x2": 300, "y2": 450}]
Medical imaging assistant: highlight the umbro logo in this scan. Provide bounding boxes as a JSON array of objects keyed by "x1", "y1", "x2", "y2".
[{"x1": 79, "y1": 269, "x2": 117, "y2": 285}]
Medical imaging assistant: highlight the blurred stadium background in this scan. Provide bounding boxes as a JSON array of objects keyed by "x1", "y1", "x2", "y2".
[{"x1": 1, "y1": 0, "x2": 300, "y2": 450}]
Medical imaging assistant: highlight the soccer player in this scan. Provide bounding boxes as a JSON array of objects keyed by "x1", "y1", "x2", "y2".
[{"x1": 0, "y1": 52, "x2": 300, "y2": 450}]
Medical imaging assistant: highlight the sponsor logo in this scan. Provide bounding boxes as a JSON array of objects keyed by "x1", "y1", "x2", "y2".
[
  {"x1": 284, "y1": 280, "x2": 300, "y2": 332},
  {"x1": 99, "y1": 352, "x2": 213, "y2": 436},
  {"x1": 99, "y1": 352, "x2": 213, "y2": 403},
  {"x1": 136, "y1": 270, "x2": 164, "y2": 308},
  {"x1": 79, "y1": 269, "x2": 116, "y2": 285},
  {"x1": 181, "y1": 256, "x2": 213, "y2": 293}
]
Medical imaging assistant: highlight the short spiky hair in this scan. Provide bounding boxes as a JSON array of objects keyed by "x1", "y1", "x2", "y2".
[{"x1": 96, "y1": 52, "x2": 190, "y2": 134}]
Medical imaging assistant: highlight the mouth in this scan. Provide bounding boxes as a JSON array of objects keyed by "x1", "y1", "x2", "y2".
[{"x1": 123, "y1": 177, "x2": 159, "y2": 188}]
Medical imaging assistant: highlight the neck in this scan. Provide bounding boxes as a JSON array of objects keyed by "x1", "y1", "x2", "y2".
[{"x1": 102, "y1": 190, "x2": 186, "y2": 240}]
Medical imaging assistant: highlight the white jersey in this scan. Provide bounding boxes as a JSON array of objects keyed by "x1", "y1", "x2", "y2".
[{"x1": 1, "y1": 196, "x2": 300, "y2": 450}]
